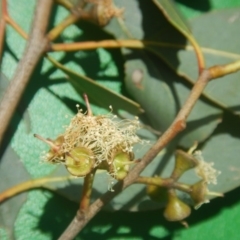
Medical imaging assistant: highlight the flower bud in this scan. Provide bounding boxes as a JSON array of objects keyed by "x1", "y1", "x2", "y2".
[
  {"x1": 46, "y1": 135, "x2": 65, "y2": 162},
  {"x1": 171, "y1": 150, "x2": 198, "y2": 180},
  {"x1": 65, "y1": 147, "x2": 95, "y2": 177},
  {"x1": 164, "y1": 189, "x2": 191, "y2": 221},
  {"x1": 34, "y1": 134, "x2": 65, "y2": 162}
]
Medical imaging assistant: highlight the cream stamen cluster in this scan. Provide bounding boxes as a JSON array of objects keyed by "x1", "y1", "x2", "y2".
[
  {"x1": 52, "y1": 108, "x2": 142, "y2": 166},
  {"x1": 193, "y1": 150, "x2": 221, "y2": 185}
]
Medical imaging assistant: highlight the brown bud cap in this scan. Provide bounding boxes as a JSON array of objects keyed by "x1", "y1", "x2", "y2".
[
  {"x1": 164, "y1": 189, "x2": 191, "y2": 222},
  {"x1": 90, "y1": 3, "x2": 110, "y2": 26},
  {"x1": 190, "y1": 180, "x2": 209, "y2": 209},
  {"x1": 65, "y1": 147, "x2": 95, "y2": 177},
  {"x1": 34, "y1": 134, "x2": 65, "y2": 162},
  {"x1": 171, "y1": 150, "x2": 198, "y2": 180},
  {"x1": 47, "y1": 135, "x2": 65, "y2": 162},
  {"x1": 82, "y1": 0, "x2": 123, "y2": 27}
]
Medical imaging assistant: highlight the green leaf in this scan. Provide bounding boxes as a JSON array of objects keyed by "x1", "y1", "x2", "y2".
[
  {"x1": 106, "y1": 0, "x2": 187, "y2": 47},
  {"x1": 105, "y1": 0, "x2": 221, "y2": 146},
  {"x1": 173, "y1": 80, "x2": 222, "y2": 147},
  {"x1": 151, "y1": 0, "x2": 191, "y2": 37},
  {"x1": 124, "y1": 50, "x2": 222, "y2": 147},
  {"x1": 106, "y1": 0, "x2": 200, "y2": 76},
  {"x1": 150, "y1": 8, "x2": 240, "y2": 114},
  {"x1": 187, "y1": 9, "x2": 240, "y2": 114},
  {"x1": 0, "y1": 146, "x2": 31, "y2": 239},
  {"x1": 47, "y1": 55, "x2": 143, "y2": 115},
  {"x1": 150, "y1": 0, "x2": 204, "y2": 71},
  {"x1": 124, "y1": 50, "x2": 176, "y2": 132}
]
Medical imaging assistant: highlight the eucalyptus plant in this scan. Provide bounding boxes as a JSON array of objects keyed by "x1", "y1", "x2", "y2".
[{"x1": 1, "y1": 0, "x2": 240, "y2": 239}]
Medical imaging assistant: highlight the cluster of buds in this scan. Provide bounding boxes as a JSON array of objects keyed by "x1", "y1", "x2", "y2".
[
  {"x1": 35, "y1": 94, "x2": 143, "y2": 180},
  {"x1": 147, "y1": 146, "x2": 222, "y2": 224}
]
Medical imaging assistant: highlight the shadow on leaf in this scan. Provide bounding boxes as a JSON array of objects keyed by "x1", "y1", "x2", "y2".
[{"x1": 37, "y1": 185, "x2": 240, "y2": 240}]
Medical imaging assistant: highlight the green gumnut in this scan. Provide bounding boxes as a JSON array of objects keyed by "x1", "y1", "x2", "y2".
[
  {"x1": 190, "y1": 180, "x2": 209, "y2": 209},
  {"x1": 110, "y1": 151, "x2": 134, "y2": 180},
  {"x1": 171, "y1": 150, "x2": 198, "y2": 180},
  {"x1": 65, "y1": 147, "x2": 95, "y2": 177},
  {"x1": 164, "y1": 189, "x2": 191, "y2": 222}
]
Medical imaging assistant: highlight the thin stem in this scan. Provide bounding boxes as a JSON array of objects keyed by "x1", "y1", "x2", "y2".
[
  {"x1": 0, "y1": 0, "x2": 53, "y2": 146},
  {"x1": 51, "y1": 38, "x2": 240, "y2": 60},
  {"x1": 135, "y1": 176, "x2": 192, "y2": 193},
  {"x1": 50, "y1": 39, "x2": 145, "y2": 51},
  {"x1": 135, "y1": 176, "x2": 173, "y2": 188},
  {"x1": 188, "y1": 35, "x2": 205, "y2": 74},
  {"x1": 209, "y1": 59, "x2": 240, "y2": 79},
  {"x1": 0, "y1": 0, "x2": 7, "y2": 60},
  {"x1": 0, "y1": 176, "x2": 74, "y2": 203},
  {"x1": 58, "y1": 69, "x2": 211, "y2": 239},
  {"x1": 34, "y1": 134, "x2": 59, "y2": 151},
  {"x1": 50, "y1": 39, "x2": 199, "y2": 52},
  {"x1": 5, "y1": 15, "x2": 28, "y2": 39},
  {"x1": 47, "y1": 13, "x2": 82, "y2": 41},
  {"x1": 172, "y1": 182, "x2": 192, "y2": 193},
  {"x1": 79, "y1": 170, "x2": 96, "y2": 211},
  {"x1": 0, "y1": 15, "x2": 6, "y2": 61},
  {"x1": 83, "y1": 93, "x2": 93, "y2": 116}
]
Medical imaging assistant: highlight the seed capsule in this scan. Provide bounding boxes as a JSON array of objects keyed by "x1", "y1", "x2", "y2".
[
  {"x1": 65, "y1": 147, "x2": 95, "y2": 177},
  {"x1": 110, "y1": 151, "x2": 134, "y2": 180},
  {"x1": 171, "y1": 150, "x2": 198, "y2": 180},
  {"x1": 164, "y1": 189, "x2": 191, "y2": 222},
  {"x1": 190, "y1": 180, "x2": 210, "y2": 209}
]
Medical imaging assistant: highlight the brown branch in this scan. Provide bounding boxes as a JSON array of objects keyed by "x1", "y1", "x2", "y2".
[
  {"x1": 58, "y1": 69, "x2": 211, "y2": 240},
  {"x1": 0, "y1": 0, "x2": 53, "y2": 146}
]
